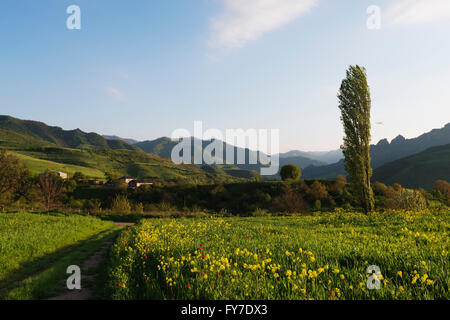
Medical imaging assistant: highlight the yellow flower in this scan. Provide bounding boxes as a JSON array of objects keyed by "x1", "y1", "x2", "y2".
[
  {"x1": 204, "y1": 274, "x2": 208, "y2": 280},
  {"x1": 333, "y1": 269, "x2": 340, "y2": 274},
  {"x1": 340, "y1": 274, "x2": 345, "y2": 280},
  {"x1": 420, "y1": 274, "x2": 428, "y2": 283},
  {"x1": 397, "y1": 271, "x2": 402, "y2": 278},
  {"x1": 310, "y1": 257, "x2": 315, "y2": 262},
  {"x1": 286, "y1": 270, "x2": 292, "y2": 277}
]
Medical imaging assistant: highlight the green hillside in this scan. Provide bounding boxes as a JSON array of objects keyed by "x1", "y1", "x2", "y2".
[
  {"x1": 0, "y1": 116, "x2": 245, "y2": 183},
  {"x1": 0, "y1": 115, "x2": 138, "y2": 151},
  {"x1": 372, "y1": 144, "x2": 450, "y2": 189}
]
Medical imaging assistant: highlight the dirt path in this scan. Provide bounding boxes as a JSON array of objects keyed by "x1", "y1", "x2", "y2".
[{"x1": 48, "y1": 222, "x2": 135, "y2": 300}]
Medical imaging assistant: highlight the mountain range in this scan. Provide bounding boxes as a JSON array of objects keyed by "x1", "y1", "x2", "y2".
[
  {"x1": 303, "y1": 123, "x2": 450, "y2": 181},
  {"x1": 1, "y1": 115, "x2": 449, "y2": 188}
]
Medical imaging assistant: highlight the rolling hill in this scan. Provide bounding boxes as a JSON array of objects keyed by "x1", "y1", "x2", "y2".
[
  {"x1": 372, "y1": 144, "x2": 450, "y2": 189},
  {"x1": 0, "y1": 115, "x2": 139, "y2": 151},
  {"x1": 0, "y1": 116, "x2": 245, "y2": 183}
]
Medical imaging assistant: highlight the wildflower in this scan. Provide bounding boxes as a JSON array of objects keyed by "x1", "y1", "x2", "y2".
[
  {"x1": 340, "y1": 274, "x2": 345, "y2": 280},
  {"x1": 397, "y1": 271, "x2": 402, "y2": 278},
  {"x1": 333, "y1": 269, "x2": 340, "y2": 274},
  {"x1": 187, "y1": 284, "x2": 191, "y2": 289}
]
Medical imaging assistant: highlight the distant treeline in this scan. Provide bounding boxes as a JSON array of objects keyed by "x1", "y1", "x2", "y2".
[{"x1": 1, "y1": 150, "x2": 449, "y2": 215}]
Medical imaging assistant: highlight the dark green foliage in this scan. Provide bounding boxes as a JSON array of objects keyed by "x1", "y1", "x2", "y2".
[
  {"x1": 338, "y1": 65, "x2": 375, "y2": 213},
  {"x1": 372, "y1": 144, "x2": 450, "y2": 189},
  {"x1": 303, "y1": 123, "x2": 450, "y2": 181},
  {"x1": 280, "y1": 164, "x2": 301, "y2": 182},
  {"x1": 0, "y1": 115, "x2": 138, "y2": 151}
]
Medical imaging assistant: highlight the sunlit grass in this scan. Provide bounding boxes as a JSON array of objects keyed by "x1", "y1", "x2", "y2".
[{"x1": 106, "y1": 210, "x2": 449, "y2": 300}]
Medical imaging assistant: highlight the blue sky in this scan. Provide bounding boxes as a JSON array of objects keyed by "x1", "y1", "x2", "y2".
[{"x1": 1, "y1": 0, "x2": 450, "y2": 152}]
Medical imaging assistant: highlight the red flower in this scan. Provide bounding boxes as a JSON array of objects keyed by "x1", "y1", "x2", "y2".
[
  {"x1": 118, "y1": 283, "x2": 121, "y2": 287},
  {"x1": 261, "y1": 256, "x2": 265, "y2": 260},
  {"x1": 329, "y1": 291, "x2": 335, "y2": 296},
  {"x1": 187, "y1": 284, "x2": 191, "y2": 289},
  {"x1": 201, "y1": 271, "x2": 204, "y2": 275},
  {"x1": 200, "y1": 244, "x2": 203, "y2": 247},
  {"x1": 199, "y1": 247, "x2": 203, "y2": 251},
  {"x1": 147, "y1": 277, "x2": 149, "y2": 281},
  {"x1": 218, "y1": 272, "x2": 222, "y2": 276},
  {"x1": 202, "y1": 256, "x2": 205, "y2": 260}
]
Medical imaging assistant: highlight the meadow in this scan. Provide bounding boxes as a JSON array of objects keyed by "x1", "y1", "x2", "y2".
[
  {"x1": 106, "y1": 210, "x2": 449, "y2": 300},
  {"x1": 0, "y1": 212, "x2": 115, "y2": 296}
]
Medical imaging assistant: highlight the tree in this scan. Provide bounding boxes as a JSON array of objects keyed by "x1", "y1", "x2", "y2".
[
  {"x1": 105, "y1": 171, "x2": 121, "y2": 184},
  {"x1": 338, "y1": 65, "x2": 375, "y2": 213},
  {"x1": 72, "y1": 171, "x2": 86, "y2": 182},
  {"x1": 434, "y1": 180, "x2": 450, "y2": 199},
  {"x1": 280, "y1": 164, "x2": 301, "y2": 182},
  {"x1": 39, "y1": 170, "x2": 65, "y2": 211},
  {"x1": 0, "y1": 151, "x2": 28, "y2": 206},
  {"x1": 307, "y1": 181, "x2": 329, "y2": 201}
]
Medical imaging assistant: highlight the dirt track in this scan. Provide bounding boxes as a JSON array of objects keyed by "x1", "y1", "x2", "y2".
[{"x1": 48, "y1": 222, "x2": 134, "y2": 300}]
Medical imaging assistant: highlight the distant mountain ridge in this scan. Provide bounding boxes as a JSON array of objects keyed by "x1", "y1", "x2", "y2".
[
  {"x1": 135, "y1": 137, "x2": 327, "y2": 173},
  {"x1": 0, "y1": 115, "x2": 138, "y2": 151},
  {"x1": 303, "y1": 123, "x2": 450, "y2": 179},
  {"x1": 103, "y1": 135, "x2": 139, "y2": 145},
  {"x1": 278, "y1": 149, "x2": 343, "y2": 164},
  {"x1": 372, "y1": 143, "x2": 450, "y2": 189}
]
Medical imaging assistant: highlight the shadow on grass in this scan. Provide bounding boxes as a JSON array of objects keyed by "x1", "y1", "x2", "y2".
[{"x1": 0, "y1": 227, "x2": 122, "y2": 299}]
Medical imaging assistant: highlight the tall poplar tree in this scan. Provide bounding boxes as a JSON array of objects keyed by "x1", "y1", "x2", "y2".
[{"x1": 338, "y1": 65, "x2": 375, "y2": 213}]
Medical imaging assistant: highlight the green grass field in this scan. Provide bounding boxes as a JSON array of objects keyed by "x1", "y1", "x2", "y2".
[
  {"x1": 11, "y1": 152, "x2": 105, "y2": 178},
  {"x1": 0, "y1": 212, "x2": 115, "y2": 297},
  {"x1": 106, "y1": 211, "x2": 450, "y2": 300}
]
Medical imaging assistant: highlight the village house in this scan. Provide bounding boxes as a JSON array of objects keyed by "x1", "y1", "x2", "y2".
[
  {"x1": 117, "y1": 176, "x2": 135, "y2": 184},
  {"x1": 56, "y1": 171, "x2": 68, "y2": 179},
  {"x1": 128, "y1": 179, "x2": 153, "y2": 189}
]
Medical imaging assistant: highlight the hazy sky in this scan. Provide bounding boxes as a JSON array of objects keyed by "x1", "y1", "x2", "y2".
[{"x1": 1, "y1": 0, "x2": 450, "y2": 152}]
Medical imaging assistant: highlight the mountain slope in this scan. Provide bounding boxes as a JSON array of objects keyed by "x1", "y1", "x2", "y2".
[
  {"x1": 103, "y1": 135, "x2": 139, "y2": 145},
  {"x1": 372, "y1": 144, "x2": 450, "y2": 189},
  {"x1": 0, "y1": 116, "x2": 245, "y2": 183},
  {"x1": 303, "y1": 123, "x2": 450, "y2": 179},
  {"x1": 279, "y1": 149, "x2": 343, "y2": 164},
  {"x1": 0, "y1": 115, "x2": 138, "y2": 151},
  {"x1": 135, "y1": 137, "x2": 326, "y2": 174}
]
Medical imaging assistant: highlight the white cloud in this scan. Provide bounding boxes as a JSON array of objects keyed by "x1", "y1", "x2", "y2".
[
  {"x1": 105, "y1": 87, "x2": 125, "y2": 101},
  {"x1": 209, "y1": 0, "x2": 318, "y2": 49},
  {"x1": 386, "y1": 0, "x2": 450, "y2": 25}
]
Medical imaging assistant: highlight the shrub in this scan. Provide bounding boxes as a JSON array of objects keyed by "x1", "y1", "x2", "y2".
[
  {"x1": 111, "y1": 194, "x2": 131, "y2": 214},
  {"x1": 280, "y1": 164, "x2": 301, "y2": 182},
  {"x1": 385, "y1": 189, "x2": 427, "y2": 212},
  {"x1": 251, "y1": 208, "x2": 271, "y2": 217},
  {"x1": 307, "y1": 181, "x2": 329, "y2": 201},
  {"x1": 434, "y1": 180, "x2": 450, "y2": 202},
  {"x1": 133, "y1": 202, "x2": 144, "y2": 214},
  {"x1": 272, "y1": 184, "x2": 307, "y2": 213}
]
